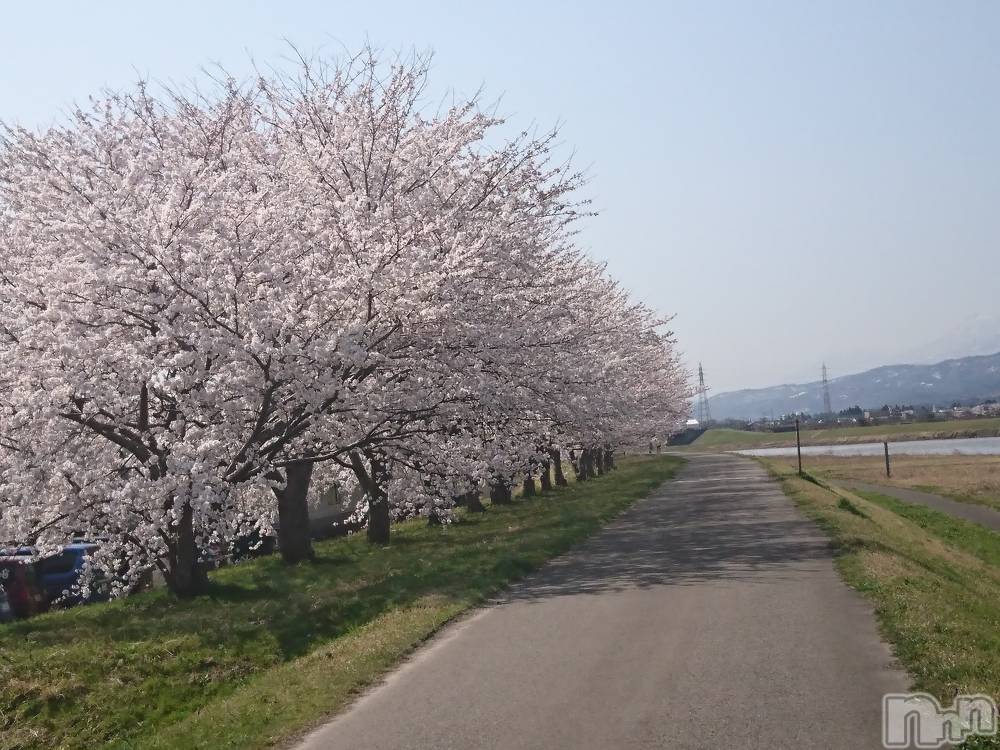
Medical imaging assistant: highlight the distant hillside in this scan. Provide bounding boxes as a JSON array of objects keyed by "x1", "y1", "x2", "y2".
[{"x1": 708, "y1": 352, "x2": 1000, "y2": 420}]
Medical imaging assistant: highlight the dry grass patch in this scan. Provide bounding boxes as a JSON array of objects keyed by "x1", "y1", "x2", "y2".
[{"x1": 771, "y1": 454, "x2": 1000, "y2": 512}]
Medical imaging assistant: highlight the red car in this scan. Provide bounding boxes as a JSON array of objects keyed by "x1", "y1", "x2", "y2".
[{"x1": 0, "y1": 552, "x2": 47, "y2": 619}]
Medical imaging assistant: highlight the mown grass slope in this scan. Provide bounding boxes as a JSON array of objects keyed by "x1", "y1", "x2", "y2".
[
  {"x1": 764, "y1": 460, "x2": 1000, "y2": 749},
  {"x1": 0, "y1": 455, "x2": 681, "y2": 750}
]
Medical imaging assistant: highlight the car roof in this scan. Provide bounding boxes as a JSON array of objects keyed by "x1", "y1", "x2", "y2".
[{"x1": 0, "y1": 543, "x2": 98, "y2": 560}]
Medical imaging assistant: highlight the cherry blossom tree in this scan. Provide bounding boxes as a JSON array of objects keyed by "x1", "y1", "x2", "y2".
[{"x1": 0, "y1": 48, "x2": 691, "y2": 597}]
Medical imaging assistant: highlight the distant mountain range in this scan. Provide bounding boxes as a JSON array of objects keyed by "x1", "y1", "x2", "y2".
[{"x1": 707, "y1": 352, "x2": 1000, "y2": 421}]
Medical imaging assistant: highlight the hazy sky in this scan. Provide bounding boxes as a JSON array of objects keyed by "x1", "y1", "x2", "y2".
[{"x1": 2, "y1": 1, "x2": 998, "y2": 392}]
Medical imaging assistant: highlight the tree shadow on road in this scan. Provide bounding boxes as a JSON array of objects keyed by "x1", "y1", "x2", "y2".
[{"x1": 505, "y1": 474, "x2": 835, "y2": 601}]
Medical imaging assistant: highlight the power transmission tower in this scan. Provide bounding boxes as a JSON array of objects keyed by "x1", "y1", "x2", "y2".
[
  {"x1": 822, "y1": 363, "x2": 833, "y2": 416},
  {"x1": 697, "y1": 363, "x2": 711, "y2": 424}
]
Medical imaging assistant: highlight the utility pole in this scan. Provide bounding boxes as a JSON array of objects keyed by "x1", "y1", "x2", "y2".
[
  {"x1": 822, "y1": 363, "x2": 833, "y2": 416},
  {"x1": 884, "y1": 441, "x2": 891, "y2": 478},
  {"x1": 697, "y1": 363, "x2": 711, "y2": 425},
  {"x1": 796, "y1": 418, "x2": 802, "y2": 476}
]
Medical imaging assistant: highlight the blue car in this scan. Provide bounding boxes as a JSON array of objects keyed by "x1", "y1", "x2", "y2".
[{"x1": 34, "y1": 543, "x2": 107, "y2": 606}]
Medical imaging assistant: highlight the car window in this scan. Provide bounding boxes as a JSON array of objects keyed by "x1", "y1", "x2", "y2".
[{"x1": 36, "y1": 551, "x2": 78, "y2": 576}]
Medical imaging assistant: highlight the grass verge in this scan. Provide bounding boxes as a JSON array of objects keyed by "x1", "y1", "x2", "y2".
[
  {"x1": 0, "y1": 455, "x2": 682, "y2": 750},
  {"x1": 762, "y1": 459, "x2": 1000, "y2": 749}
]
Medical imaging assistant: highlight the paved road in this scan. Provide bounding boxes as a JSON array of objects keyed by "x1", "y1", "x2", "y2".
[
  {"x1": 841, "y1": 480, "x2": 1000, "y2": 532},
  {"x1": 297, "y1": 454, "x2": 910, "y2": 750}
]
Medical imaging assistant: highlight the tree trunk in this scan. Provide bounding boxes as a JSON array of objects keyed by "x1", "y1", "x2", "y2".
[
  {"x1": 522, "y1": 475, "x2": 536, "y2": 497},
  {"x1": 167, "y1": 502, "x2": 209, "y2": 597},
  {"x1": 605, "y1": 447, "x2": 615, "y2": 470},
  {"x1": 490, "y1": 477, "x2": 512, "y2": 505},
  {"x1": 595, "y1": 448, "x2": 605, "y2": 476},
  {"x1": 274, "y1": 462, "x2": 316, "y2": 564},
  {"x1": 367, "y1": 456, "x2": 391, "y2": 545},
  {"x1": 539, "y1": 460, "x2": 553, "y2": 492},
  {"x1": 454, "y1": 488, "x2": 486, "y2": 513},
  {"x1": 464, "y1": 489, "x2": 487, "y2": 513},
  {"x1": 368, "y1": 494, "x2": 391, "y2": 542},
  {"x1": 349, "y1": 451, "x2": 391, "y2": 545},
  {"x1": 549, "y1": 448, "x2": 568, "y2": 487}
]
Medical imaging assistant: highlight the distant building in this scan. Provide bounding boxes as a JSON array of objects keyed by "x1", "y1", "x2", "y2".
[{"x1": 971, "y1": 402, "x2": 1000, "y2": 417}]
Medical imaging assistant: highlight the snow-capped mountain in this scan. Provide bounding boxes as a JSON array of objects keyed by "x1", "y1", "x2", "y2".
[{"x1": 708, "y1": 352, "x2": 1000, "y2": 420}]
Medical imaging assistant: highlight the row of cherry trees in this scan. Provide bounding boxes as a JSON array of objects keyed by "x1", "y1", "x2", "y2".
[{"x1": 0, "y1": 51, "x2": 690, "y2": 596}]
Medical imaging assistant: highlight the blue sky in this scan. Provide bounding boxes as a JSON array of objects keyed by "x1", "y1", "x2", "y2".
[{"x1": 2, "y1": 1, "x2": 998, "y2": 391}]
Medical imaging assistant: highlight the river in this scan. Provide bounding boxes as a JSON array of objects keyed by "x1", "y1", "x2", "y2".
[{"x1": 735, "y1": 435, "x2": 1000, "y2": 457}]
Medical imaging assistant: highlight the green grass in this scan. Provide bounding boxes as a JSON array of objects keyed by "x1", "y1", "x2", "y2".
[
  {"x1": 853, "y1": 489, "x2": 1000, "y2": 569},
  {"x1": 763, "y1": 459, "x2": 1000, "y2": 749},
  {"x1": 0, "y1": 455, "x2": 682, "y2": 750},
  {"x1": 684, "y1": 428, "x2": 781, "y2": 449},
  {"x1": 913, "y1": 485, "x2": 1000, "y2": 514},
  {"x1": 691, "y1": 417, "x2": 1000, "y2": 451}
]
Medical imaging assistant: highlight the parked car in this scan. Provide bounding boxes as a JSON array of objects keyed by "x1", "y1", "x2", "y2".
[
  {"x1": 35, "y1": 543, "x2": 106, "y2": 606},
  {"x1": 0, "y1": 550, "x2": 47, "y2": 619}
]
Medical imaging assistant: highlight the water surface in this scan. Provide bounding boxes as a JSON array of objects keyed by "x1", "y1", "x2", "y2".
[{"x1": 735, "y1": 436, "x2": 1000, "y2": 458}]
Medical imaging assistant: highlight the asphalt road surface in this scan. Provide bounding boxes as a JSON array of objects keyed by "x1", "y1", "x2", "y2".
[{"x1": 297, "y1": 454, "x2": 910, "y2": 750}]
